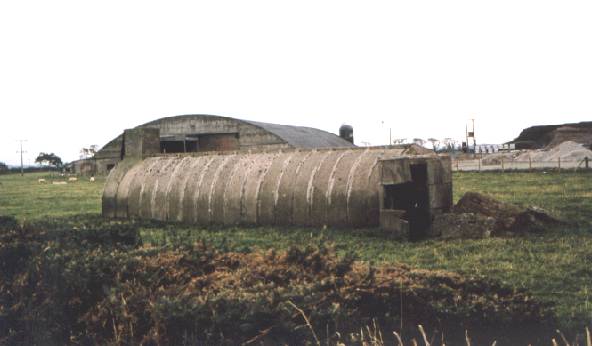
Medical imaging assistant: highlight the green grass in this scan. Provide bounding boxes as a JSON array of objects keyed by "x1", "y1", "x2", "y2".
[
  {"x1": 0, "y1": 172, "x2": 105, "y2": 220},
  {"x1": 1, "y1": 171, "x2": 591, "y2": 331},
  {"x1": 454, "y1": 172, "x2": 592, "y2": 227}
]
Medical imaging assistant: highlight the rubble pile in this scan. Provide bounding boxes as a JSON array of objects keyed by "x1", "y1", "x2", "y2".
[{"x1": 434, "y1": 192, "x2": 562, "y2": 239}]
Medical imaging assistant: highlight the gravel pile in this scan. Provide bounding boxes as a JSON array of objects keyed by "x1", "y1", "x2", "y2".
[{"x1": 515, "y1": 141, "x2": 592, "y2": 162}]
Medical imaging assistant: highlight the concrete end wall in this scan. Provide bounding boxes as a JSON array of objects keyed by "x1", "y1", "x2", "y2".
[
  {"x1": 426, "y1": 155, "x2": 453, "y2": 213},
  {"x1": 378, "y1": 155, "x2": 453, "y2": 237},
  {"x1": 124, "y1": 127, "x2": 160, "y2": 159},
  {"x1": 379, "y1": 209, "x2": 409, "y2": 237}
]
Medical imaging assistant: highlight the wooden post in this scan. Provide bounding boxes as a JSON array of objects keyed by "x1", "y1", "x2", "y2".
[
  {"x1": 558, "y1": 157, "x2": 561, "y2": 171},
  {"x1": 456, "y1": 160, "x2": 459, "y2": 171},
  {"x1": 501, "y1": 157, "x2": 504, "y2": 172},
  {"x1": 585, "y1": 157, "x2": 589, "y2": 170},
  {"x1": 478, "y1": 158, "x2": 481, "y2": 172},
  {"x1": 529, "y1": 157, "x2": 532, "y2": 172}
]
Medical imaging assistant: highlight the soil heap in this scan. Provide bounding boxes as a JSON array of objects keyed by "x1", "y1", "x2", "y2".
[
  {"x1": 509, "y1": 121, "x2": 592, "y2": 149},
  {"x1": 433, "y1": 192, "x2": 562, "y2": 238}
]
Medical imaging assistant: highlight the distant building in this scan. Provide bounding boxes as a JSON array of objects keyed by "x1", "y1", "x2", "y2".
[
  {"x1": 475, "y1": 144, "x2": 501, "y2": 154},
  {"x1": 71, "y1": 114, "x2": 355, "y2": 175},
  {"x1": 498, "y1": 143, "x2": 516, "y2": 151}
]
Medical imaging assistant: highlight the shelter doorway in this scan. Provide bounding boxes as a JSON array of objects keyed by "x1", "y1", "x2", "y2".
[{"x1": 383, "y1": 163, "x2": 430, "y2": 240}]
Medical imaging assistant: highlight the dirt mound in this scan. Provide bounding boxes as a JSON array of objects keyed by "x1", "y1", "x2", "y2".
[
  {"x1": 509, "y1": 121, "x2": 592, "y2": 150},
  {"x1": 547, "y1": 123, "x2": 592, "y2": 148},
  {"x1": 514, "y1": 141, "x2": 592, "y2": 162},
  {"x1": 481, "y1": 152, "x2": 516, "y2": 165},
  {"x1": 450, "y1": 192, "x2": 562, "y2": 236},
  {"x1": 433, "y1": 212, "x2": 496, "y2": 239},
  {"x1": 480, "y1": 141, "x2": 592, "y2": 166},
  {"x1": 0, "y1": 221, "x2": 554, "y2": 345}
]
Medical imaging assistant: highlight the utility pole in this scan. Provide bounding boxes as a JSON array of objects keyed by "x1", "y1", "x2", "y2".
[
  {"x1": 465, "y1": 124, "x2": 468, "y2": 153},
  {"x1": 464, "y1": 118, "x2": 477, "y2": 157},
  {"x1": 389, "y1": 128, "x2": 392, "y2": 146},
  {"x1": 16, "y1": 139, "x2": 27, "y2": 176},
  {"x1": 470, "y1": 118, "x2": 476, "y2": 158},
  {"x1": 471, "y1": 118, "x2": 476, "y2": 149}
]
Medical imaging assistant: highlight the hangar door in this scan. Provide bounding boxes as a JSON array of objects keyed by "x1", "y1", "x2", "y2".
[
  {"x1": 160, "y1": 133, "x2": 239, "y2": 153},
  {"x1": 197, "y1": 133, "x2": 239, "y2": 151}
]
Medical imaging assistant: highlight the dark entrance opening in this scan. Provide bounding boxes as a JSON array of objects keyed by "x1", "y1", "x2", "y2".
[
  {"x1": 383, "y1": 163, "x2": 430, "y2": 240},
  {"x1": 159, "y1": 134, "x2": 239, "y2": 153},
  {"x1": 161, "y1": 141, "x2": 185, "y2": 153},
  {"x1": 185, "y1": 140, "x2": 198, "y2": 152},
  {"x1": 160, "y1": 140, "x2": 199, "y2": 153}
]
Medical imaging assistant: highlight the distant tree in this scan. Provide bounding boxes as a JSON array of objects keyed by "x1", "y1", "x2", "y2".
[
  {"x1": 392, "y1": 138, "x2": 407, "y2": 145},
  {"x1": 0, "y1": 162, "x2": 7, "y2": 174},
  {"x1": 441, "y1": 138, "x2": 458, "y2": 153},
  {"x1": 35, "y1": 152, "x2": 63, "y2": 168},
  {"x1": 413, "y1": 138, "x2": 426, "y2": 147},
  {"x1": 427, "y1": 138, "x2": 440, "y2": 151},
  {"x1": 79, "y1": 145, "x2": 99, "y2": 159}
]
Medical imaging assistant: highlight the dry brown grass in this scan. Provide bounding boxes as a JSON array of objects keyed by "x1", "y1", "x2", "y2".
[{"x1": 342, "y1": 325, "x2": 592, "y2": 346}]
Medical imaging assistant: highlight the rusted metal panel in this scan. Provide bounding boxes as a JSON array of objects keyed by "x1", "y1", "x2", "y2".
[{"x1": 198, "y1": 133, "x2": 239, "y2": 151}]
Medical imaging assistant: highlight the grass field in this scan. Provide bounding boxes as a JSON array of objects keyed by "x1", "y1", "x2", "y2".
[
  {"x1": 0, "y1": 172, "x2": 104, "y2": 219},
  {"x1": 1, "y1": 171, "x2": 591, "y2": 333}
]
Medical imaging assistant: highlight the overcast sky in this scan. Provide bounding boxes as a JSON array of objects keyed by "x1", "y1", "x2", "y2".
[{"x1": 1, "y1": 0, "x2": 590, "y2": 165}]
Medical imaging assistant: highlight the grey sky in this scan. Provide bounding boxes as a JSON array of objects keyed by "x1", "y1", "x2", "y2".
[{"x1": 1, "y1": 0, "x2": 590, "y2": 165}]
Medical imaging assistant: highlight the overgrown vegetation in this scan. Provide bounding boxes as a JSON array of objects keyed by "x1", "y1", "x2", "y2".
[
  {"x1": 0, "y1": 171, "x2": 591, "y2": 343},
  {"x1": 0, "y1": 216, "x2": 555, "y2": 345}
]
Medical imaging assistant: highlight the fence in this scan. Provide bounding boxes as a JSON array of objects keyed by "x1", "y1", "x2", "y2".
[{"x1": 453, "y1": 157, "x2": 591, "y2": 172}]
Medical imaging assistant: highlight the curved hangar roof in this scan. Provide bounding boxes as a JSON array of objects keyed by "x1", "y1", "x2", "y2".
[
  {"x1": 242, "y1": 119, "x2": 351, "y2": 148},
  {"x1": 95, "y1": 114, "x2": 355, "y2": 160},
  {"x1": 141, "y1": 114, "x2": 355, "y2": 149}
]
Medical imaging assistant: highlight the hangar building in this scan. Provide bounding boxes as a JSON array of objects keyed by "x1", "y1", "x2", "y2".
[{"x1": 73, "y1": 114, "x2": 355, "y2": 175}]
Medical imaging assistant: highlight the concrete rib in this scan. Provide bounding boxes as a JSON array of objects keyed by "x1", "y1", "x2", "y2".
[
  {"x1": 191, "y1": 156, "x2": 217, "y2": 224},
  {"x1": 345, "y1": 149, "x2": 369, "y2": 224},
  {"x1": 207, "y1": 155, "x2": 233, "y2": 224}
]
